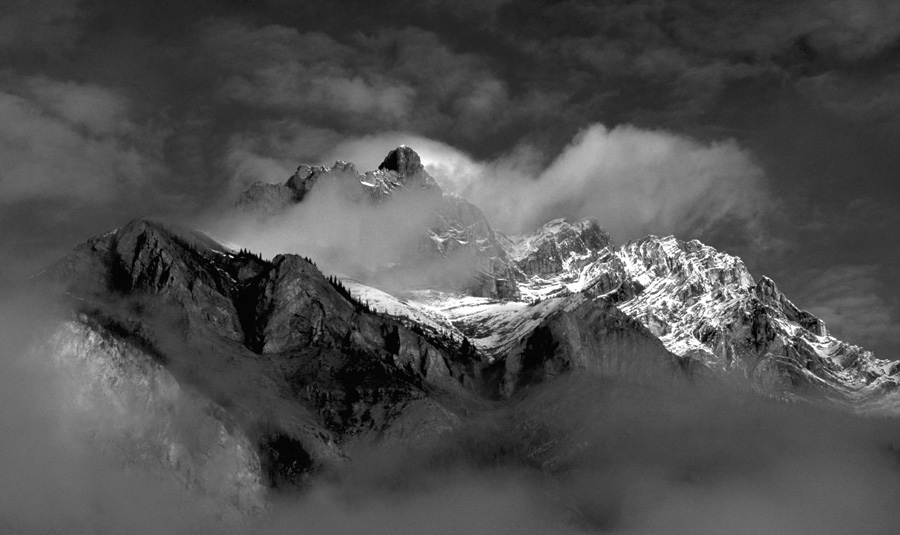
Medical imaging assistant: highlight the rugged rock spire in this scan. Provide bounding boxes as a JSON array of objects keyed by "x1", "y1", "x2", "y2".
[
  {"x1": 378, "y1": 145, "x2": 425, "y2": 178},
  {"x1": 376, "y1": 145, "x2": 438, "y2": 191}
]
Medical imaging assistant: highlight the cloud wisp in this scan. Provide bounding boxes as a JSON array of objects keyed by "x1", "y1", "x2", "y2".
[
  {"x1": 311, "y1": 124, "x2": 773, "y2": 249},
  {"x1": 0, "y1": 77, "x2": 158, "y2": 204}
]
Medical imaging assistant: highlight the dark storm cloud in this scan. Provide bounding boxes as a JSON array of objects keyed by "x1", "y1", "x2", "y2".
[
  {"x1": 200, "y1": 21, "x2": 416, "y2": 123},
  {"x1": 198, "y1": 19, "x2": 522, "y2": 192},
  {"x1": 0, "y1": 75, "x2": 160, "y2": 203},
  {"x1": 0, "y1": 0, "x2": 81, "y2": 54},
  {"x1": 797, "y1": 72, "x2": 900, "y2": 120},
  {"x1": 492, "y1": 0, "x2": 900, "y2": 123}
]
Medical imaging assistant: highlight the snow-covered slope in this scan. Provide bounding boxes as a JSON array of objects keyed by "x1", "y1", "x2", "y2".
[
  {"x1": 336, "y1": 214, "x2": 897, "y2": 409},
  {"x1": 492, "y1": 220, "x2": 900, "y2": 406},
  {"x1": 505, "y1": 218, "x2": 612, "y2": 302}
]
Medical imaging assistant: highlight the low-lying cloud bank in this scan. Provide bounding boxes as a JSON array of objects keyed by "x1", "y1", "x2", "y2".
[{"x1": 6, "y1": 286, "x2": 900, "y2": 535}]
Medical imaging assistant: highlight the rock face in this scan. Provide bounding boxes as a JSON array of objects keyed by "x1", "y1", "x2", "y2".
[
  {"x1": 237, "y1": 146, "x2": 518, "y2": 300},
  {"x1": 376, "y1": 145, "x2": 436, "y2": 191},
  {"x1": 46, "y1": 220, "x2": 467, "y2": 490},
  {"x1": 508, "y1": 225, "x2": 900, "y2": 405},
  {"x1": 495, "y1": 296, "x2": 685, "y2": 398},
  {"x1": 234, "y1": 164, "x2": 900, "y2": 410},
  {"x1": 509, "y1": 218, "x2": 612, "y2": 278},
  {"x1": 39, "y1": 146, "x2": 900, "y2": 522},
  {"x1": 44, "y1": 216, "x2": 691, "y2": 505}
]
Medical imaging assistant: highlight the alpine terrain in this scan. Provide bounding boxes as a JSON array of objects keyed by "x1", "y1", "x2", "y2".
[{"x1": 32, "y1": 146, "x2": 900, "y2": 530}]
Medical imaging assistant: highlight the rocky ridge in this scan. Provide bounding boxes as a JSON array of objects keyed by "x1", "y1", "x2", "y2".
[
  {"x1": 41, "y1": 215, "x2": 683, "y2": 512},
  {"x1": 37, "y1": 145, "x2": 900, "y2": 521},
  {"x1": 236, "y1": 146, "x2": 898, "y2": 408},
  {"x1": 499, "y1": 220, "x2": 900, "y2": 406}
]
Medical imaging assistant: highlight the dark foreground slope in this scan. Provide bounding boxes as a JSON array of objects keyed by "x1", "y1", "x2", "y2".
[{"x1": 41, "y1": 218, "x2": 685, "y2": 511}]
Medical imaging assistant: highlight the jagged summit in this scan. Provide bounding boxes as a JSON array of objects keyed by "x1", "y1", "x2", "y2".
[
  {"x1": 34, "y1": 143, "x2": 900, "y2": 527},
  {"x1": 231, "y1": 145, "x2": 899, "y2": 404},
  {"x1": 237, "y1": 145, "x2": 518, "y2": 299},
  {"x1": 238, "y1": 146, "x2": 439, "y2": 212},
  {"x1": 509, "y1": 218, "x2": 612, "y2": 276},
  {"x1": 372, "y1": 145, "x2": 438, "y2": 191},
  {"x1": 378, "y1": 145, "x2": 424, "y2": 177}
]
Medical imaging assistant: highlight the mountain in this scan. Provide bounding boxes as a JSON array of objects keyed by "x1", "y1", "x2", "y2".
[
  {"x1": 238, "y1": 146, "x2": 519, "y2": 300},
  {"x1": 503, "y1": 220, "x2": 900, "y2": 406},
  {"x1": 40, "y1": 214, "x2": 685, "y2": 514},
  {"x1": 34, "y1": 145, "x2": 900, "y2": 524}
]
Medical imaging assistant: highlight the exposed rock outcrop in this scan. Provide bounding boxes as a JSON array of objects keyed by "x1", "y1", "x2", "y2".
[
  {"x1": 505, "y1": 226, "x2": 900, "y2": 405},
  {"x1": 45, "y1": 219, "x2": 477, "y2": 496},
  {"x1": 496, "y1": 297, "x2": 684, "y2": 398},
  {"x1": 509, "y1": 218, "x2": 612, "y2": 278}
]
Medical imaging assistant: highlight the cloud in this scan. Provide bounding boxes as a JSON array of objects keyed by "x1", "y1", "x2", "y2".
[
  {"x1": 221, "y1": 123, "x2": 345, "y2": 195},
  {"x1": 26, "y1": 77, "x2": 133, "y2": 136},
  {"x1": 0, "y1": 290, "x2": 230, "y2": 534},
  {"x1": 0, "y1": 75, "x2": 176, "y2": 284},
  {"x1": 794, "y1": 0, "x2": 900, "y2": 61},
  {"x1": 797, "y1": 72, "x2": 900, "y2": 120},
  {"x1": 491, "y1": 0, "x2": 900, "y2": 132},
  {"x1": 202, "y1": 21, "x2": 416, "y2": 123},
  {"x1": 252, "y1": 374, "x2": 900, "y2": 535},
  {"x1": 799, "y1": 265, "x2": 899, "y2": 349},
  {"x1": 327, "y1": 125, "x2": 771, "y2": 247},
  {"x1": 198, "y1": 20, "x2": 516, "y2": 142},
  {"x1": 257, "y1": 474, "x2": 572, "y2": 535},
  {"x1": 207, "y1": 175, "x2": 475, "y2": 291},
  {"x1": 8, "y1": 283, "x2": 900, "y2": 534},
  {"x1": 0, "y1": 0, "x2": 81, "y2": 53},
  {"x1": 521, "y1": 124, "x2": 770, "y2": 241},
  {"x1": 0, "y1": 77, "x2": 160, "y2": 204}
]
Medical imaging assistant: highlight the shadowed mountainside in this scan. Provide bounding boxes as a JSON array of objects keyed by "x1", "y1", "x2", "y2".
[{"x1": 42, "y1": 217, "x2": 684, "y2": 510}]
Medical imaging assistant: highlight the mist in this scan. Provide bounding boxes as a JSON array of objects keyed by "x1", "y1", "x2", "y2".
[
  {"x1": 203, "y1": 174, "x2": 496, "y2": 294},
  {"x1": 5, "y1": 280, "x2": 900, "y2": 535},
  {"x1": 249, "y1": 373, "x2": 900, "y2": 535},
  {"x1": 0, "y1": 287, "x2": 232, "y2": 534},
  {"x1": 258, "y1": 375, "x2": 900, "y2": 535},
  {"x1": 308, "y1": 124, "x2": 772, "y2": 250}
]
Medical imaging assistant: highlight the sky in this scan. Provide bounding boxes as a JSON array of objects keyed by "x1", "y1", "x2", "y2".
[{"x1": 1, "y1": 0, "x2": 898, "y2": 356}]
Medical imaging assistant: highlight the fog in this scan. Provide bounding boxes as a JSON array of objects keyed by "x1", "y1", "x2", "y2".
[
  {"x1": 203, "y1": 176, "x2": 493, "y2": 294},
  {"x1": 316, "y1": 126, "x2": 772, "y2": 248},
  {"x1": 5, "y1": 282, "x2": 900, "y2": 535},
  {"x1": 3, "y1": 181, "x2": 900, "y2": 534},
  {"x1": 205, "y1": 122, "x2": 773, "y2": 295},
  {"x1": 0, "y1": 288, "x2": 230, "y2": 534},
  {"x1": 258, "y1": 375, "x2": 900, "y2": 535},
  {"x1": 5, "y1": 174, "x2": 900, "y2": 535}
]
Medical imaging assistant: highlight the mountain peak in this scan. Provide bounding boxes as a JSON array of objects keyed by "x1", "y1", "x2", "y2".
[{"x1": 378, "y1": 145, "x2": 425, "y2": 178}]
